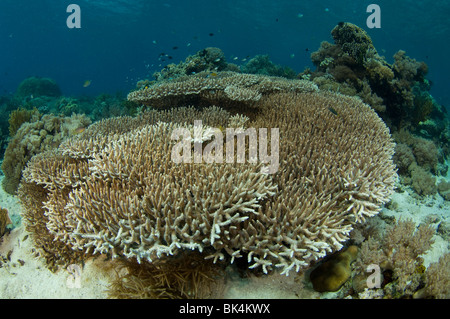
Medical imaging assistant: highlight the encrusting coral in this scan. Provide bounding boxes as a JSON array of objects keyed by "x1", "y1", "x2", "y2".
[{"x1": 18, "y1": 73, "x2": 397, "y2": 278}]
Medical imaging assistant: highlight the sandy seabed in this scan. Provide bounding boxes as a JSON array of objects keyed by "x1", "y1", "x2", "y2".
[{"x1": 0, "y1": 174, "x2": 448, "y2": 299}]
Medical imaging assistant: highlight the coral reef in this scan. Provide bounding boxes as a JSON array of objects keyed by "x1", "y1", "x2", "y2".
[
  {"x1": 15, "y1": 76, "x2": 62, "y2": 98},
  {"x1": 18, "y1": 84, "x2": 397, "y2": 276},
  {"x1": 309, "y1": 27, "x2": 450, "y2": 196},
  {"x1": 1, "y1": 112, "x2": 91, "y2": 195},
  {"x1": 308, "y1": 22, "x2": 447, "y2": 138},
  {"x1": 310, "y1": 245, "x2": 358, "y2": 292}
]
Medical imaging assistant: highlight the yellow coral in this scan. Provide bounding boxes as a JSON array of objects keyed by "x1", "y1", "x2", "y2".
[{"x1": 310, "y1": 246, "x2": 358, "y2": 292}]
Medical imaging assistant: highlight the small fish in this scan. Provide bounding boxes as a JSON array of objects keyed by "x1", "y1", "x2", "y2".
[
  {"x1": 172, "y1": 46, "x2": 178, "y2": 50},
  {"x1": 290, "y1": 53, "x2": 295, "y2": 58},
  {"x1": 83, "y1": 80, "x2": 91, "y2": 87},
  {"x1": 209, "y1": 33, "x2": 214, "y2": 36},
  {"x1": 168, "y1": 56, "x2": 173, "y2": 60},
  {"x1": 297, "y1": 13, "x2": 304, "y2": 18},
  {"x1": 276, "y1": 18, "x2": 279, "y2": 22},
  {"x1": 152, "y1": 40, "x2": 157, "y2": 44},
  {"x1": 233, "y1": 57, "x2": 238, "y2": 60},
  {"x1": 214, "y1": 58, "x2": 221, "y2": 62},
  {"x1": 187, "y1": 42, "x2": 191, "y2": 47},
  {"x1": 74, "y1": 126, "x2": 86, "y2": 134},
  {"x1": 305, "y1": 48, "x2": 310, "y2": 52},
  {"x1": 205, "y1": 72, "x2": 218, "y2": 78},
  {"x1": 328, "y1": 107, "x2": 339, "y2": 116}
]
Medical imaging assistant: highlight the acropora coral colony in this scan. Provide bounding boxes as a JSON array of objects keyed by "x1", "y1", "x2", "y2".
[{"x1": 0, "y1": 22, "x2": 449, "y2": 299}]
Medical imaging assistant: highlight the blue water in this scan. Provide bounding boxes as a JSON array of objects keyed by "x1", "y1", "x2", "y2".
[{"x1": 1, "y1": 0, "x2": 449, "y2": 108}]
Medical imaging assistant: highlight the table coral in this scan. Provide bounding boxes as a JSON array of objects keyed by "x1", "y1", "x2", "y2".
[
  {"x1": 128, "y1": 71, "x2": 318, "y2": 111},
  {"x1": 19, "y1": 84, "x2": 397, "y2": 276}
]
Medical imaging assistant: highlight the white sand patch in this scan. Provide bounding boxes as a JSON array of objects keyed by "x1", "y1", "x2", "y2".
[{"x1": 0, "y1": 224, "x2": 114, "y2": 298}]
